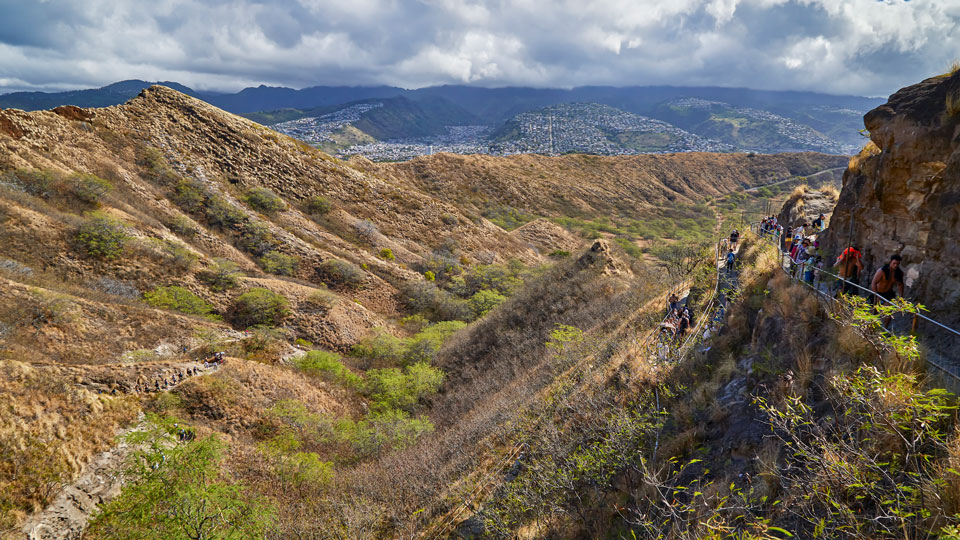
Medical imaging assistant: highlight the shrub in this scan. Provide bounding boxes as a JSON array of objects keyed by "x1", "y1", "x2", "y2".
[
  {"x1": 166, "y1": 215, "x2": 198, "y2": 237},
  {"x1": 259, "y1": 251, "x2": 299, "y2": 276},
  {"x1": 304, "y1": 195, "x2": 332, "y2": 216},
  {"x1": 363, "y1": 362, "x2": 445, "y2": 412},
  {"x1": 353, "y1": 220, "x2": 379, "y2": 243},
  {"x1": 198, "y1": 259, "x2": 241, "y2": 292},
  {"x1": 172, "y1": 179, "x2": 206, "y2": 213},
  {"x1": 317, "y1": 259, "x2": 366, "y2": 289},
  {"x1": 69, "y1": 173, "x2": 112, "y2": 204},
  {"x1": 10, "y1": 168, "x2": 58, "y2": 198},
  {"x1": 378, "y1": 248, "x2": 395, "y2": 261},
  {"x1": 304, "y1": 288, "x2": 338, "y2": 310},
  {"x1": 548, "y1": 249, "x2": 571, "y2": 258},
  {"x1": 86, "y1": 424, "x2": 275, "y2": 539},
  {"x1": 399, "y1": 280, "x2": 472, "y2": 322},
  {"x1": 160, "y1": 241, "x2": 198, "y2": 272},
  {"x1": 468, "y1": 289, "x2": 507, "y2": 319},
  {"x1": 404, "y1": 321, "x2": 466, "y2": 364},
  {"x1": 293, "y1": 351, "x2": 360, "y2": 387},
  {"x1": 143, "y1": 286, "x2": 215, "y2": 317},
  {"x1": 342, "y1": 408, "x2": 434, "y2": 456},
  {"x1": 232, "y1": 288, "x2": 290, "y2": 328},
  {"x1": 76, "y1": 213, "x2": 127, "y2": 259},
  {"x1": 238, "y1": 221, "x2": 278, "y2": 257},
  {"x1": 424, "y1": 271, "x2": 435, "y2": 281},
  {"x1": 205, "y1": 195, "x2": 246, "y2": 228},
  {"x1": 137, "y1": 146, "x2": 180, "y2": 185},
  {"x1": 351, "y1": 330, "x2": 406, "y2": 363},
  {"x1": 244, "y1": 187, "x2": 286, "y2": 214}
]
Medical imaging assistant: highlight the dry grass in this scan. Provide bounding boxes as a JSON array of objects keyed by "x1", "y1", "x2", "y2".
[
  {"x1": 0, "y1": 362, "x2": 139, "y2": 533},
  {"x1": 848, "y1": 141, "x2": 881, "y2": 174},
  {"x1": 818, "y1": 183, "x2": 840, "y2": 201}
]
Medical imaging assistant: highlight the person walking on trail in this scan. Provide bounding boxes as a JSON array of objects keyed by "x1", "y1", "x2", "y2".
[
  {"x1": 726, "y1": 249, "x2": 735, "y2": 273},
  {"x1": 668, "y1": 293, "x2": 679, "y2": 314},
  {"x1": 835, "y1": 245, "x2": 864, "y2": 296},
  {"x1": 871, "y1": 254, "x2": 905, "y2": 329},
  {"x1": 729, "y1": 229, "x2": 740, "y2": 249},
  {"x1": 812, "y1": 214, "x2": 825, "y2": 231}
]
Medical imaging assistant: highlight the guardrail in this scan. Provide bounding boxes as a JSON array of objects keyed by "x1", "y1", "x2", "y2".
[{"x1": 749, "y1": 222, "x2": 960, "y2": 381}]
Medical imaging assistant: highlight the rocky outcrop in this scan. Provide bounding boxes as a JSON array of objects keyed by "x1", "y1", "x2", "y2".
[
  {"x1": 822, "y1": 70, "x2": 960, "y2": 323},
  {"x1": 776, "y1": 184, "x2": 840, "y2": 231}
]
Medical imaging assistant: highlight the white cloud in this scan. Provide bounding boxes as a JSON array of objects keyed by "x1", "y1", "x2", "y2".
[{"x1": 0, "y1": 0, "x2": 957, "y2": 95}]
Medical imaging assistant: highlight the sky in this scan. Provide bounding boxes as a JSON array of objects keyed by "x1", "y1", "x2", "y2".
[{"x1": 0, "y1": 0, "x2": 957, "y2": 97}]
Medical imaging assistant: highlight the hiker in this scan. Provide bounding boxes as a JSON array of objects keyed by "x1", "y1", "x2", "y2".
[
  {"x1": 870, "y1": 254, "x2": 905, "y2": 329},
  {"x1": 812, "y1": 213, "x2": 825, "y2": 231},
  {"x1": 835, "y1": 245, "x2": 864, "y2": 296},
  {"x1": 675, "y1": 311, "x2": 690, "y2": 341},
  {"x1": 668, "y1": 293, "x2": 679, "y2": 315},
  {"x1": 730, "y1": 229, "x2": 740, "y2": 248},
  {"x1": 726, "y1": 249, "x2": 735, "y2": 273}
]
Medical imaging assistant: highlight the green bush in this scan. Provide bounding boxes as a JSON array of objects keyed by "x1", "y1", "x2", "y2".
[
  {"x1": 137, "y1": 147, "x2": 180, "y2": 185},
  {"x1": 259, "y1": 251, "x2": 299, "y2": 276},
  {"x1": 69, "y1": 173, "x2": 112, "y2": 204},
  {"x1": 172, "y1": 179, "x2": 206, "y2": 214},
  {"x1": 317, "y1": 259, "x2": 366, "y2": 289},
  {"x1": 232, "y1": 288, "x2": 290, "y2": 328},
  {"x1": 9, "y1": 168, "x2": 58, "y2": 198},
  {"x1": 304, "y1": 195, "x2": 332, "y2": 216},
  {"x1": 238, "y1": 221, "x2": 278, "y2": 257},
  {"x1": 548, "y1": 249, "x2": 571, "y2": 258},
  {"x1": 144, "y1": 286, "x2": 215, "y2": 317},
  {"x1": 76, "y1": 213, "x2": 127, "y2": 259},
  {"x1": 205, "y1": 195, "x2": 247, "y2": 228},
  {"x1": 404, "y1": 321, "x2": 466, "y2": 364},
  {"x1": 469, "y1": 289, "x2": 507, "y2": 319},
  {"x1": 340, "y1": 408, "x2": 434, "y2": 456},
  {"x1": 198, "y1": 259, "x2": 241, "y2": 292},
  {"x1": 364, "y1": 362, "x2": 445, "y2": 412},
  {"x1": 244, "y1": 187, "x2": 286, "y2": 214},
  {"x1": 378, "y1": 248, "x2": 395, "y2": 261},
  {"x1": 86, "y1": 423, "x2": 275, "y2": 539},
  {"x1": 293, "y1": 351, "x2": 360, "y2": 387},
  {"x1": 166, "y1": 215, "x2": 197, "y2": 237},
  {"x1": 350, "y1": 329, "x2": 406, "y2": 363}
]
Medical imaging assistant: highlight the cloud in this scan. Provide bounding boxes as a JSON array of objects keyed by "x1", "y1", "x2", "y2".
[{"x1": 0, "y1": 0, "x2": 957, "y2": 95}]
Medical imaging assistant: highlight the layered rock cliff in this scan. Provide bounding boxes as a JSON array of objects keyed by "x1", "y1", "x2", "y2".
[{"x1": 822, "y1": 70, "x2": 960, "y2": 323}]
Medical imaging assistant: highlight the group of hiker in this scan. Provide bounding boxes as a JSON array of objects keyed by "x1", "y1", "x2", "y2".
[
  {"x1": 124, "y1": 352, "x2": 225, "y2": 395},
  {"x1": 757, "y1": 213, "x2": 907, "y2": 329},
  {"x1": 662, "y1": 293, "x2": 694, "y2": 342}
]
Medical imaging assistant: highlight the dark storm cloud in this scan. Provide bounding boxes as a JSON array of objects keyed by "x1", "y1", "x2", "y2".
[{"x1": 0, "y1": 0, "x2": 957, "y2": 95}]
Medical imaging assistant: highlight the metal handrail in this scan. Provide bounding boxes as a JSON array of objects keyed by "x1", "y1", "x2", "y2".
[
  {"x1": 748, "y1": 222, "x2": 960, "y2": 380},
  {"x1": 749, "y1": 222, "x2": 960, "y2": 340}
]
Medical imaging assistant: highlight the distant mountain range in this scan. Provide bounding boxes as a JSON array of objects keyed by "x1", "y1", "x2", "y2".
[{"x1": 0, "y1": 79, "x2": 883, "y2": 157}]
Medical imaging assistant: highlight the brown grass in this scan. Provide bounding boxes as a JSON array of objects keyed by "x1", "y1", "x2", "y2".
[
  {"x1": 0, "y1": 362, "x2": 139, "y2": 533},
  {"x1": 848, "y1": 141, "x2": 881, "y2": 173}
]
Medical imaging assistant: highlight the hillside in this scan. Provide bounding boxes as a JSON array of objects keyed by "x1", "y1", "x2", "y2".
[{"x1": 0, "y1": 86, "x2": 845, "y2": 538}]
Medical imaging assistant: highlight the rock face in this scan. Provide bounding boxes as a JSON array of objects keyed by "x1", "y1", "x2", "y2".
[{"x1": 822, "y1": 71, "x2": 960, "y2": 323}]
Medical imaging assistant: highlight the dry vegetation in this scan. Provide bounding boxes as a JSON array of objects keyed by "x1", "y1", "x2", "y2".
[{"x1": 0, "y1": 86, "x2": 850, "y2": 538}]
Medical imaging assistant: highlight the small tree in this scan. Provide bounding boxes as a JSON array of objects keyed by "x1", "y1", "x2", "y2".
[{"x1": 87, "y1": 417, "x2": 275, "y2": 539}]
